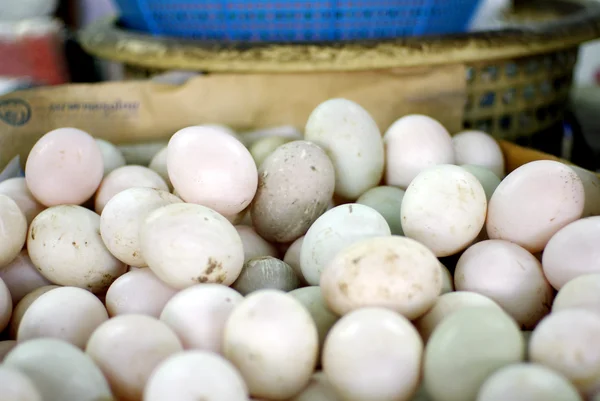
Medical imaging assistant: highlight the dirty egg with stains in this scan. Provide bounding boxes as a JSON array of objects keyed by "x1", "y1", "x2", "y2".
[
  {"x1": 251, "y1": 140, "x2": 335, "y2": 244},
  {"x1": 26, "y1": 205, "x2": 127, "y2": 293},
  {"x1": 320, "y1": 235, "x2": 442, "y2": 319},
  {"x1": 139, "y1": 203, "x2": 244, "y2": 289}
]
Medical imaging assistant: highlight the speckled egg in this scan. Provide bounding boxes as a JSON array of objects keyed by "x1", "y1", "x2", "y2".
[
  {"x1": 251, "y1": 140, "x2": 335, "y2": 243},
  {"x1": 27, "y1": 205, "x2": 127, "y2": 292}
]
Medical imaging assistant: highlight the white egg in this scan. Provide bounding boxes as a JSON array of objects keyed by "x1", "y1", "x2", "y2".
[
  {"x1": 401, "y1": 164, "x2": 487, "y2": 257},
  {"x1": 529, "y1": 309, "x2": 600, "y2": 397},
  {"x1": 356, "y1": 186, "x2": 405, "y2": 235},
  {"x1": 414, "y1": 291, "x2": 504, "y2": 342},
  {"x1": 384, "y1": 115, "x2": 455, "y2": 189},
  {"x1": 323, "y1": 307, "x2": 423, "y2": 401},
  {"x1": 94, "y1": 165, "x2": 169, "y2": 214},
  {"x1": 17, "y1": 286, "x2": 108, "y2": 349},
  {"x1": 284, "y1": 235, "x2": 306, "y2": 284},
  {"x1": 300, "y1": 204, "x2": 391, "y2": 286},
  {"x1": 95, "y1": 138, "x2": 126, "y2": 176},
  {"x1": 25, "y1": 128, "x2": 104, "y2": 207},
  {"x1": 305, "y1": 98, "x2": 385, "y2": 200},
  {"x1": 9, "y1": 285, "x2": 59, "y2": 339},
  {"x1": 0, "y1": 194, "x2": 27, "y2": 269},
  {"x1": 320, "y1": 236, "x2": 441, "y2": 319},
  {"x1": 86, "y1": 314, "x2": 183, "y2": 401},
  {"x1": 0, "y1": 250, "x2": 52, "y2": 304},
  {"x1": 27, "y1": 206, "x2": 127, "y2": 292},
  {"x1": 542, "y1": 216, "x2": 600, "y2": 289},
  {"x1": 144, "y1": 351, "x2": 249, "y2": 401},
  {"x1": 455, "y1": 240, "x2": 554, "y2": 329},
  {"x1": 0, "y1": 277, "x2": 12, "y2": 333},
  {"x1": 105, "y1": 268, "x2": 178, "y2": 318},
  {"x1": 4, "y1": 338, "x2": 113, "y2": 401},
  {"x1": 289, "y1": 286, "x2": 339, "y2": 359},
  {"x1": 223, "y1": 290, "x2": 318, "y2": 400},
  {"x1": 0, "y1": 177, "x2": 45, "y2": 225},
  {"x1": 160, "y1": 284, "x2": 244, "y2": 353},
  {"x1": 148, "y1": 145, "x2": 173, "y2": 190},
  {"x1": 477, "y1": 363, "x2": 583, "y2": 401},
  {"x1": 167, "y1": 126, "x2": 258, "y2": 216},
  {"x1": 486, "y1": 160, "x2": 585, "y2": 253},
  {"x1": 424, "y1": 307, "x2": 524, "y2": 401},
  {"x1": 140, "y1": 203, "x2": 244, "y2": 289},
  {"x1": 569, "y1": 165, "x2": 600, "y2": 217},
  {"x1": 552, "y1": 273, "x2": 600, "y2": 315},
  {"x1": 100, "y1": 187, "x2": 183, "y2": 267},
  {"x1": 235, "y1": 225, "x2": 279, "y2": 263},
  {"x1": 0, "y1": 365, "x2": 42, "y2": 401},
  {"x1": 452, "y1": 130, "x2": 505, "y2": 178}
]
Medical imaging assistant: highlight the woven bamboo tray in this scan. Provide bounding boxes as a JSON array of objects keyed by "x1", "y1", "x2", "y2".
[{"x1": 80, "y1": 0, "x2": 600, "y2": 141}]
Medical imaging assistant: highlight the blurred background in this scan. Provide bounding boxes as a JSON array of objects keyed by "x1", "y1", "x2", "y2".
[{"x1": 1, "y1": 0, "x2": 599, "y2": 169}]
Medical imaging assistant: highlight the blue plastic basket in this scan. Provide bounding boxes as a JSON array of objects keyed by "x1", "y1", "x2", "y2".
[{"x1": 113, "y1": 0, "x2": 482, "y2": 43}]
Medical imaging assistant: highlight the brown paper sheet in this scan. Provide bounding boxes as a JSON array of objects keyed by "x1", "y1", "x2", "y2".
[{"x1": 0, "y1": 64, "x2": 466, "y2": 171}]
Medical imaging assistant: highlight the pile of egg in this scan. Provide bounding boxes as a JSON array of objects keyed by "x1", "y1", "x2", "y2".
[{"x1": 0, "y1": 98, "x2": 600, "y2": 401}]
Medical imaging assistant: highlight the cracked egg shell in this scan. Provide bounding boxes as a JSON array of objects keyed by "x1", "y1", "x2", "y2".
[{"x1": 140, "y1": 203, "x2": 244, "y2": 289}]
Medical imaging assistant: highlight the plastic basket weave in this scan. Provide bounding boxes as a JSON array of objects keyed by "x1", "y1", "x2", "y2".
[{"x1": 113, "y1": 0, "x2": 481, "y2": 42}]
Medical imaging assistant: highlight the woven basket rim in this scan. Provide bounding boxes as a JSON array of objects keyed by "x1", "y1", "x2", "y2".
[{"x1": 79, "y1": 0, "x2": 600, "y2": 73}]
